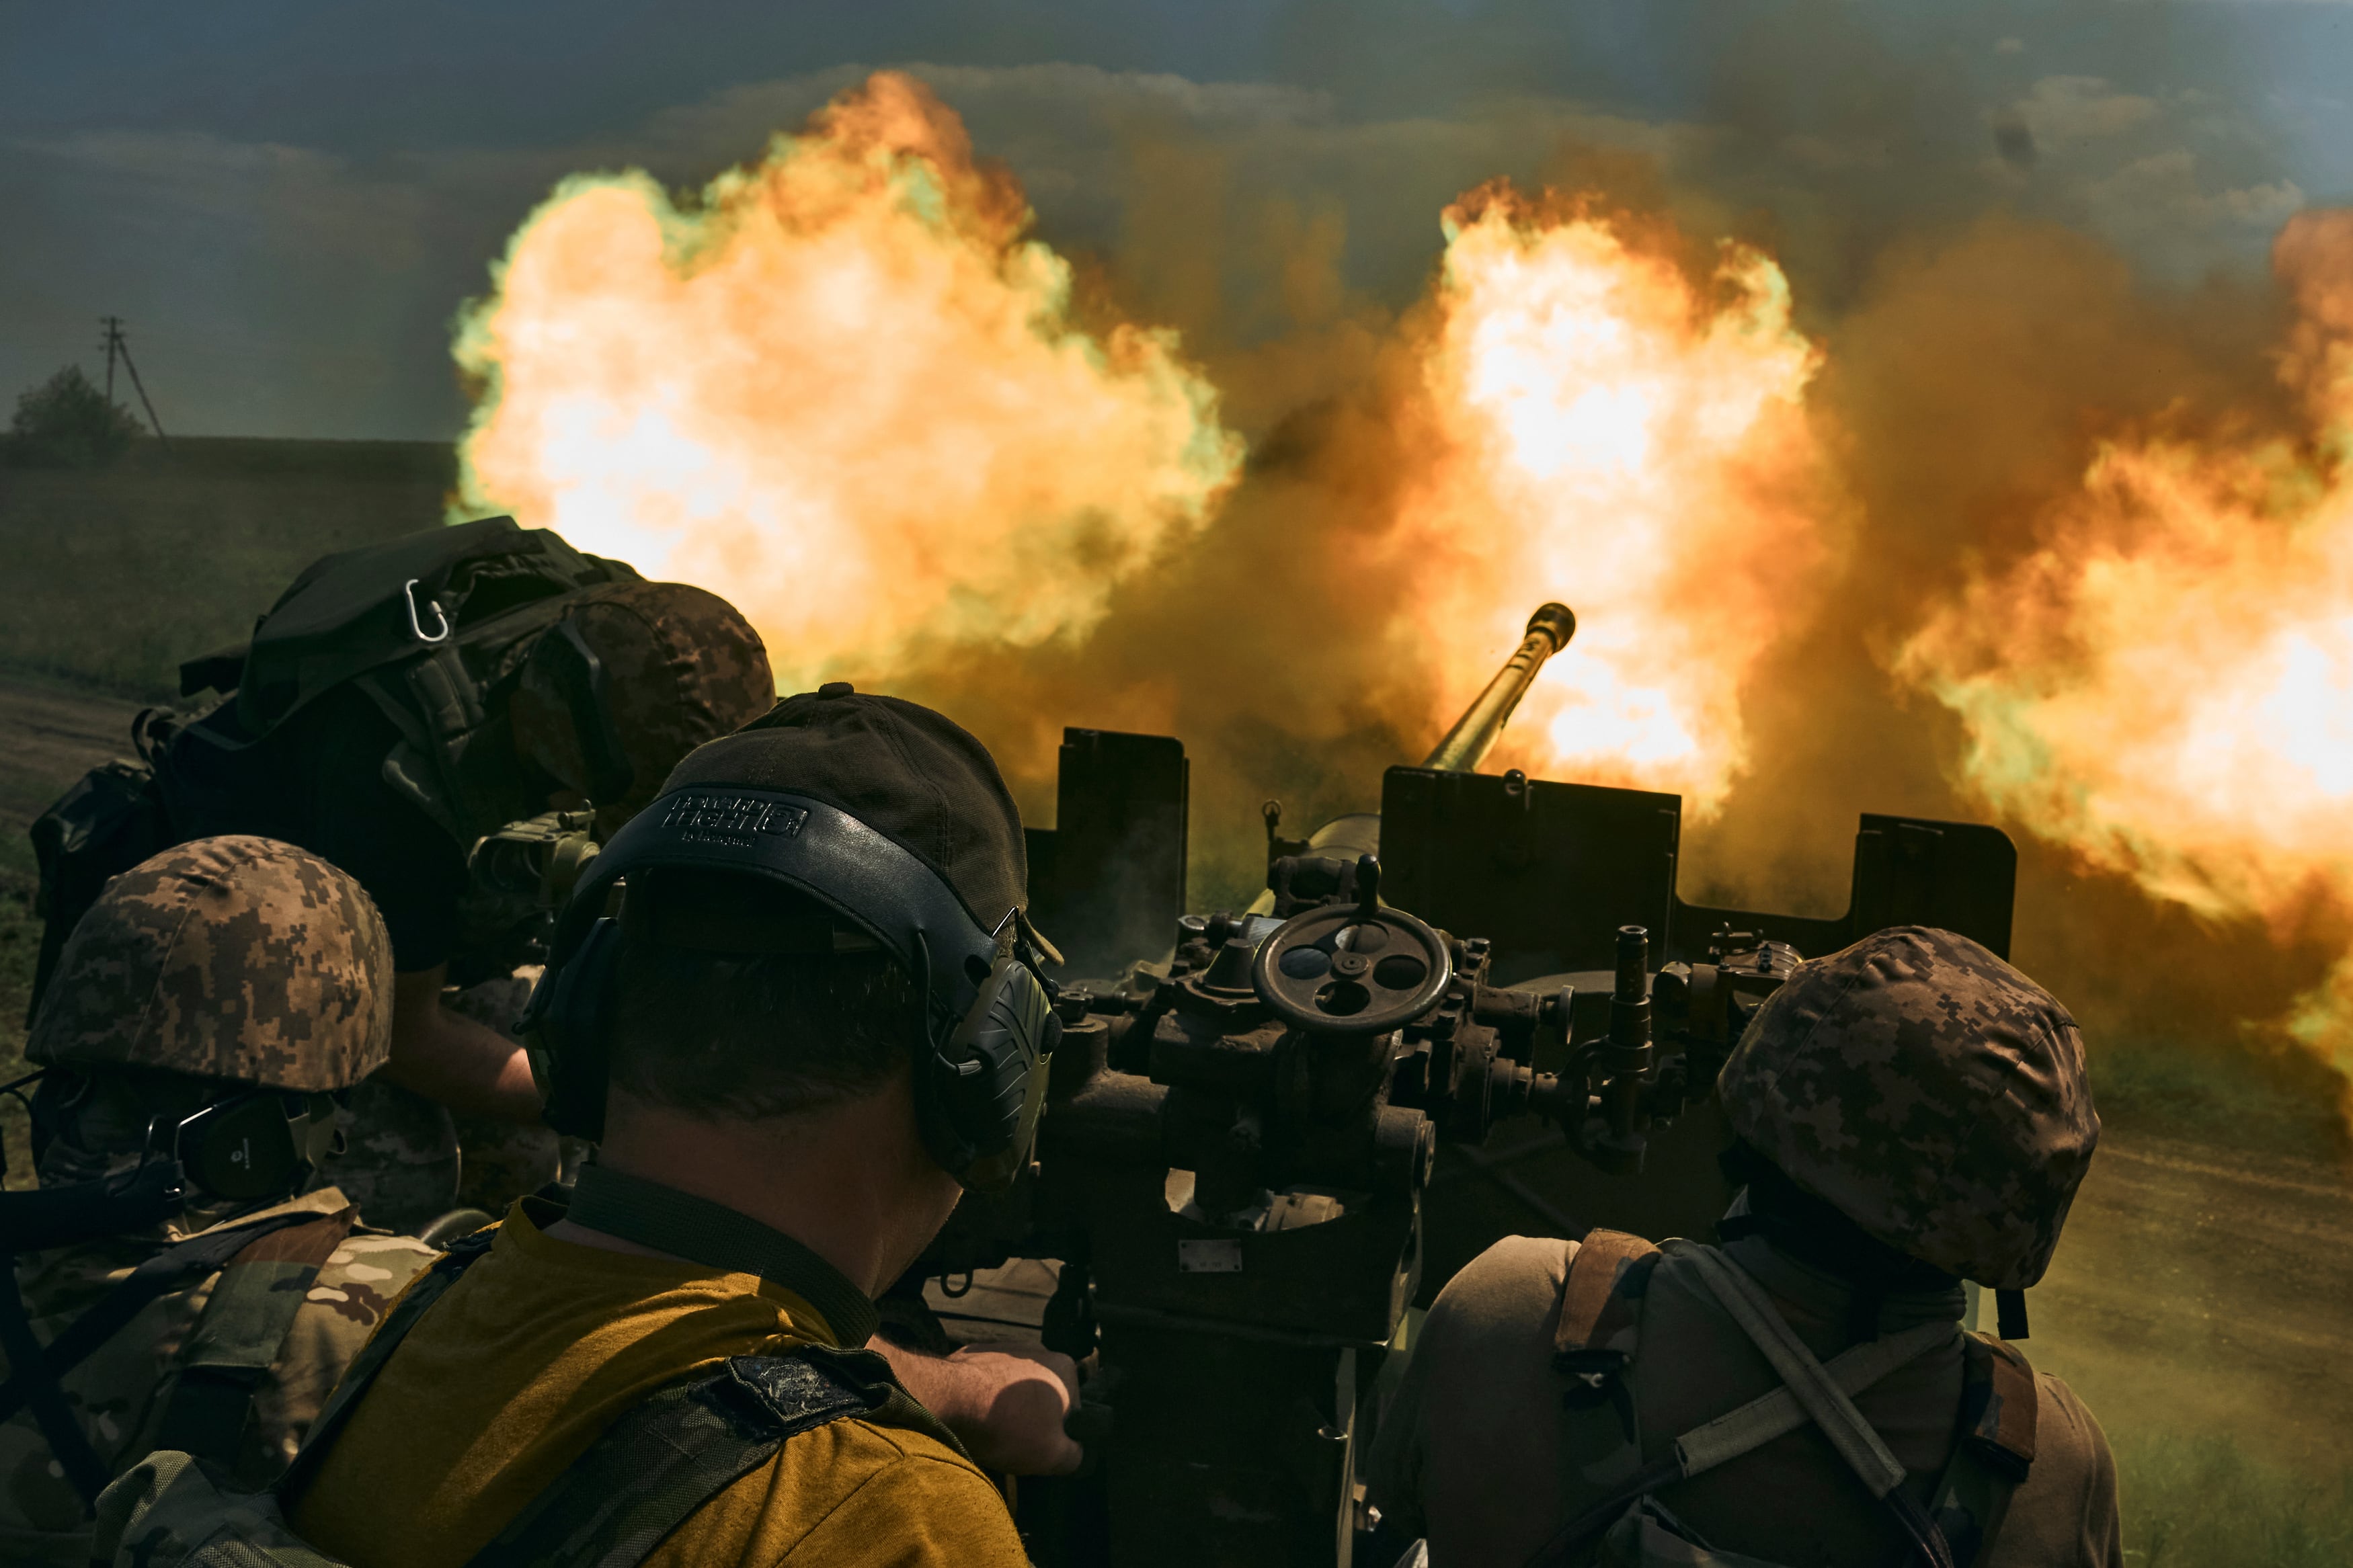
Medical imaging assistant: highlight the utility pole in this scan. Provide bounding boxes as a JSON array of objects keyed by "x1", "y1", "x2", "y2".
[{"x1": 97, "y1": 315, "x2": 170, "y2": 452}]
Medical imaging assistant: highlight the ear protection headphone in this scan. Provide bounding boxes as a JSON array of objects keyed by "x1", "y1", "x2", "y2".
[
  {"x1": 517, "y1": 786, "x2": 1060, "y2": 1193},
  {"x1": 0, "y1": 1079, "x2": 342, "y2": 1253},
  {"x1": 171, "y1": 1089, "x2": 342, "y2": 1202}
]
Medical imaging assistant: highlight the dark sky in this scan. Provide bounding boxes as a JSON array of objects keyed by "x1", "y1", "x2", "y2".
[{"x1": 4, "y1": 0, "x2": 2348, "y2": 439}]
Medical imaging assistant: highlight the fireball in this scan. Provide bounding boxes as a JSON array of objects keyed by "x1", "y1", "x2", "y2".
[
  {"x1": 452, "y1": 71, "x2": 1242, "y2": 693},
  {"x1": 1392, "y1": 188, "x2": 1831, "y2": 813},
  {"x1": 1901, "y1": 210, "x2": 2353, "y2": 1072}
]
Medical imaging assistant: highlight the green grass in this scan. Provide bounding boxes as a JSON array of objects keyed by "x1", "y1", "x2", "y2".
[
  {"x1": 0, "y1": 436, "x2": 453, "y2": 1181},
  {"x1": 0, "y1": 832, "x2": 40, "y2": 1189},
  {"x1": 0, "y1": 438, "x2": 451, "y2": 699},
  {"x1": 2118, "y1": 1432, "x2": 2353, "y2": 1567},
  {"x1": 2090, "y1": 1032, "x2": 2349, "y2": 1163}
]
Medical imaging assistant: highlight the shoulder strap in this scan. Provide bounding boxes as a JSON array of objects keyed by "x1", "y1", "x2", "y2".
[
  {"x1": 1552, "y1": 1229, "x2": 1661, "y2": 1462},
  {"x1": 1553, "y1": 1229, "x2": 1661, "y2": 1364},
  {"x1": 467, "y1": 1346, "x2": 960, "y2": 1568},
  {"x1": 1678, "y1": 1247, "x2": 1956, "y2": 1568},
  {"x1": 151, "y1": 1205, "x2": 359, "y2": 1464},
  {"x1": 274, "y1": 1227, "x2": 497, "y2": 1508},
  {"x1": 1924, "y1": 1334, "x2": 2038, "y2": 1568},
  {"x1": 1523, "y1": 1279, "x2": 1954, "y2": 1568}
]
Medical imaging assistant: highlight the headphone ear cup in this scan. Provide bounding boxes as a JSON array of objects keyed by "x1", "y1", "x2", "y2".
[
  {"x1": 912, "y1": 1038, "x2": 980, "y2": 1178},
  {"x1": 925, "y1": 958, "x2": 1058, "y2": 1193},
  {"x1": 528, "y1": 918, "x2": 623, "y2": 1143},
  {"x1": 176, "y1": 1091, "x2": 305, "y2": 1202}
]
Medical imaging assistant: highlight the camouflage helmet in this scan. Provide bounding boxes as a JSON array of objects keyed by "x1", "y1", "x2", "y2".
[
  {"x1": 511, "y1": 581, "x2": 774, "y2": 833},
  {"x1": 1716, "y1": 926, "x2": 2099, "y2": 1290},
  {"x1": 26, "y1": 836, "x2": 395, "y2": 1093}
]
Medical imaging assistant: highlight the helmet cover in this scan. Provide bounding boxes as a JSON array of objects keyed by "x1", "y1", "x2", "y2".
[
  {"x1": 1716, "y1": 925, "x2": 2099, "y2": 1289},
  {"x1": 28, "y1": 835, "x2": 395, "y2": 1092},
  {"x1": 512, "y1": 581, "x2": 775, "y2": 831}
]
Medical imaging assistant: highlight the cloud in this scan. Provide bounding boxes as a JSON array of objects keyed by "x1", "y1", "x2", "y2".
[
  {"x1": 2089, "y1": 149, "x2": 2306, "y2": 236},
  {"x1": 0, "y1": 44, "x2": 2324, "y2": 436},
  {"x1": 0, "y1": 129, "x2": 446, "y2": 437},
  {"x1": 2014, "y1": 76, "x2": 2161, "y2": 149}
]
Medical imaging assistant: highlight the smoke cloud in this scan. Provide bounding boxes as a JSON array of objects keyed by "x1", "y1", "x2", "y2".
[{"x1": 448, "y1": 38, "x2": 2352, "y2": 1119}]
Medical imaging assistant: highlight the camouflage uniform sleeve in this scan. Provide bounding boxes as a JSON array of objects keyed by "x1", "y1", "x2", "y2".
[
  {"x1": 0, "y1": 1240, "x2": 202, "y2": 1567},
  {"x1": 235, "y1": 1231, "x2": 440, "y2": 1490},
  {"x1": 1364, "y1": 1235, "x2": 1579, "y2": 1550},
  {"x1": 1985, "y1": 1372, "x2": 2124, "y2": 1568}
]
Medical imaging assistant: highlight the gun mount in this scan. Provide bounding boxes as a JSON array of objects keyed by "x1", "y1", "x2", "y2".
[{"x1": 938, "y1": 603, "x2": 2019, "y2": 1567}]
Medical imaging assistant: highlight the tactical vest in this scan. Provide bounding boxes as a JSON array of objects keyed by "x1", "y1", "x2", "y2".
[
  {"x1": 1527, "y1": 1233, "x2": 2037, "y2": 1568},
  {"x1": 0, "y1": 1201, "x2": 362, "y2": 1512},
  {"x1": 85, "y1": 1227, "x2": 964, "y2": 1568},
  {"x1": 27, "y1": 518, "x2": 638, "y2": 1015}
]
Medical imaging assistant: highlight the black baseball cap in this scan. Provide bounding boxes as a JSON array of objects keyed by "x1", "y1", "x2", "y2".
[{"x1": 658, "y1": 682, "x2": 1027, "y2": 930}]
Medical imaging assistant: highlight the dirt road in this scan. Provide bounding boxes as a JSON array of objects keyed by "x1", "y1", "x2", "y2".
[
  {"x1": 0, "y1": 677, "x2": 146, "y2": 831},
  {"x1": 2032, "y1": 1132, "x2": 2353, "y2": 1471}
]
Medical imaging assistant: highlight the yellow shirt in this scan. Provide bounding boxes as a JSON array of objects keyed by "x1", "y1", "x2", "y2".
[{"x1": 289, "y1": 1201, "x2": 1029, "y2": 1568}]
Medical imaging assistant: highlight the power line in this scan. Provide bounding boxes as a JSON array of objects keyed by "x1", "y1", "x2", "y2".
[{"x1": 97, "y1": 315, "x2": 171, "y2": 452}]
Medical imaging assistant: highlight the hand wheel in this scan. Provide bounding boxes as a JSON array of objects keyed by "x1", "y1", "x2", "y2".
[{"x1": 1250, "y1": 881, "x2": 1453, "y2": 1034}]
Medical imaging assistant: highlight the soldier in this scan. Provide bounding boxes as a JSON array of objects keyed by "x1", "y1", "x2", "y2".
[
  {"x1": 0, "y1": 836, "x2": 438, "y2": 1566},
  {"x1": 33, "y1": 519, "x2": 778, "y2": 1229},
  {"x1": 1367, "y1": 927, "x2": 2122, "y2": 1568},
  {"x1": 268, "y1": 687, "x2": 1075, "y2": 1565}
]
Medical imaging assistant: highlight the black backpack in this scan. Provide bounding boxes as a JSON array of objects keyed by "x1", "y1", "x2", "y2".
[{"x1": 27, "y1": 518, "x2": 639, "y2": 1018}]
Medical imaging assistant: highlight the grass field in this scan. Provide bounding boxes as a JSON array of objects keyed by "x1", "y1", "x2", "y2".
[
  {"x1": 0, "y1": 438, "x2": 446, "y2": 1176},
  {"x1": 0, "y1": 437, "x2": 451, "y2": 700},
  {"x1": 2118, "y1": 1432, "x2": 2353, "y2": 1566},
  {"x1": 0, "y1": 831, "x2": 36, "y2": 1187},
  {"x1": 3, "y1": 440, "x2": 2350, "y2": 1566}
]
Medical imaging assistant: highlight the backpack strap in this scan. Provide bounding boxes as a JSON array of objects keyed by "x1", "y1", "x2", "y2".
[
  {"x1": 0, "y1": 1208, "x2": 318, "y2": 1510},
  {"x1": 466, "y1": 1345, "x2": 965, "y2": 1568},
  {"x1": 1523, "y1": 1290, "x2": 1953, "y2": 1567},
  {"x1": 274, "y1": 1227, "x2": 498, "y2": 1508},
  {"x1": 1677, "y1": 1246, "x2": 1956, "y2": 1568},
  {"x1": 1923, "y1": 1334, "x2": 2038, "y2": 1568},
  {"x1": 151, "y1": 1206, "x2": 360, "y2": 1464}
]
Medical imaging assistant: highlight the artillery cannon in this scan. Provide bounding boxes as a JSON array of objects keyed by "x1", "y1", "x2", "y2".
[
  {"x1": 918, "y1": 604, "x2": 2018, "y2": 1567},
  {"x1": 1420, "y1": 602, "x2": 1577, "y2": 772}
]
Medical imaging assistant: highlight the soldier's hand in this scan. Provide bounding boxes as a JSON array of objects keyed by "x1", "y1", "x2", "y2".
[{"x1": 873, "y1": 1337, "x2": 1085, "y2": 1477}]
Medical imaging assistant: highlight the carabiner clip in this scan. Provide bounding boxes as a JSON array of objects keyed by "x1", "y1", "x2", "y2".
[{"x1": 403, "y1": 579, "x2": 452, "y2": 645}]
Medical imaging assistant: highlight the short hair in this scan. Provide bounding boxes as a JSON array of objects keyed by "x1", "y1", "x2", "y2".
[{"x1": 605, "y1": 869, "x2": 923, "y2": 1121}]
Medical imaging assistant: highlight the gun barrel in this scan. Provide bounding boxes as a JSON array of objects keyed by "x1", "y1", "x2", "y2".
[{"x1": 1420, "y1": 602, "x2": 1577, "y2": 772}]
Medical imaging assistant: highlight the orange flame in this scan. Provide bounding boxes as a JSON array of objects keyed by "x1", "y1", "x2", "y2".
[
  {"x1": 1390, "y1": 190, "x2": 1831, "y2": 813},
  {"x1": 452, "y1": 72, "x2": 1242, "y2": 691},
  {"x1": 1900, "y1": 210, "x2": 2353, "y2": 1071}
]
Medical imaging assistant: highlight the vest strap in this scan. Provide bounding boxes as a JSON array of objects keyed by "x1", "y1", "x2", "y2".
[
  {"x1": 151, "y1": 1206, "x2": 358, "y2": 1464},
  {"x1": 467, "y1": 1348, "x2": 960, "y2": 1568},
  {"x1": 274, "y1": 1226, "x2": 497, "y2": 1509},
  {"x1": 1673, "y1": 1318, "x2": 1954, "y2": 1479},
  {"x1": 1523, "y1": 1243, "x2": 1981, "y2": 1568},
  {"x1": 1680, "y1": 1246, "x2": 1956, "y2": 1568},
  {"x1": 1918, "y1": 1333, "x2": 2038, "y2": 1568},
  {"x1": 1552, "y1": 1230, "x2": 1659, "y2": 1359},
  {"x1": 1523, "y1": 1292, "x2": 1952, "y2": 1568}
]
